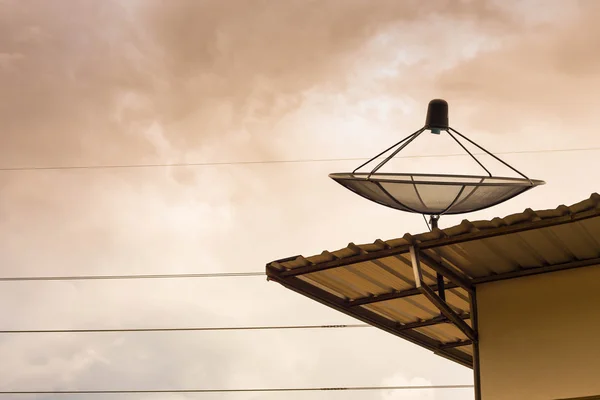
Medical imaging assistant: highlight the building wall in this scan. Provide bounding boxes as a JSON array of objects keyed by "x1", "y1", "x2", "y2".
[{"x1": 477, "y1": 265, "x2": 600, "y2": 400}]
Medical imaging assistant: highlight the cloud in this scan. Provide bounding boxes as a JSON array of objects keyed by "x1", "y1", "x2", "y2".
[
  {"x1": 0, "y1": 0, "x2": 525, "y2": 167},
  {"x1": 432, "y1": 1, "x2": 600, "y2": 134},
  {"x1": 2, "y1": 1, "x2": 598, "y2": 399},
  {"x1": 381, "y1": 372, "x2": 435, "y2": 400},
  {"x1": 0, "y1": 1, "x2": 162, "y2": 167}
]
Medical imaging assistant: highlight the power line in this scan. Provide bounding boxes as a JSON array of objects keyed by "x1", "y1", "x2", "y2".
[
  {"x1": 0, "y1": 324, "x2": 370, "y2": 334},
  {"x1": 0, "y1": 384, "x2": 474, "y2": 395},
  {"x1": 1, "y1": 146, "x2": 599, "y2": 172},
  {"x1": 0, "y1": 271, "x2": 265, "y2": 282}
]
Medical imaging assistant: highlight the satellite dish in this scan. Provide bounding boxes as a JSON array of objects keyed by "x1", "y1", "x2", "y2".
[{"x1": 329, "y1": 100, "x2": 545, "y2": 224}]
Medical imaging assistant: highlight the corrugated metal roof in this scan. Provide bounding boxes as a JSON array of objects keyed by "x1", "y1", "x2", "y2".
[{"x1": 266, "y1": 193, "x2": 600, "y2": 368}]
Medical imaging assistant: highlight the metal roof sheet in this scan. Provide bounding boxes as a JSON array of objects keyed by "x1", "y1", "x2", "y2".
[{"x1": 266, "y1": 193, "x2": 600, "y2": 368}]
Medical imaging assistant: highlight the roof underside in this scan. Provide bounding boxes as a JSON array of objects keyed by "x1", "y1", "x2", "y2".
[{"x1": 266, "y1": 193, "x2": 600, "y2": 368}]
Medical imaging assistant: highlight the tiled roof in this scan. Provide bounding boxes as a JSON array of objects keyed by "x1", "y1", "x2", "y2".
[{"x1": 266, "y1": 193, "x2": 600, "y2": 368}]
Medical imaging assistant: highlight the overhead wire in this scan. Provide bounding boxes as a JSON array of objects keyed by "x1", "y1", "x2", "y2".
[
  {"x1": 0, "y1": 271, "x2": 265, "y2": 282},
  {"x1": 0, "y1": 324, "x2": 369, "y2": 334},
  {"x1": 1, "y1": 145, "x2": 584, "y2": 394},
  {"x1": 1, "y1": 146, "x2": 599, "y2": 172},
  {"x1": 423, "y1": 214, "x2": 431, "y2": 231},
  {"x1": 0, "y1": 384, "x2": 474, "y2": 395}
]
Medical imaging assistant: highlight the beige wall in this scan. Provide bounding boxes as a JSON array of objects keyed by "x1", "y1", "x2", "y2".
[{"x1": 478, "y1": 265, "x2": 600, "y2": 400}]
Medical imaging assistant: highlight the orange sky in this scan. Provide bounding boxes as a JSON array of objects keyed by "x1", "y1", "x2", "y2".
[{"x1": 1, "y1": 1, "x2": 599, "y2": 398}]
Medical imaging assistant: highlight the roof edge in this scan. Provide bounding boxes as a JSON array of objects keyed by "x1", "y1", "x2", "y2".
[{"x1": 267, "y1": 193, "x2": 600, "y2": 273}]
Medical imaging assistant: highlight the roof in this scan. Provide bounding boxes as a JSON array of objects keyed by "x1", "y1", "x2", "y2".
[{"x1": 266, "y1": 193, "x2": 600, "y2": 368}]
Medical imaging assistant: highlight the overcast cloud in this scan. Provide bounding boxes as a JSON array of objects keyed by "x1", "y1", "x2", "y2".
[{"x1": 1, "y1": 1, "x2": 599, "y2": 399}]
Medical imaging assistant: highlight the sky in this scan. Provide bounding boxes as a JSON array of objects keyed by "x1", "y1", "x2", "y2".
[{"x1": 1, "y1": 0, "x2": 599, "y2": 399}]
